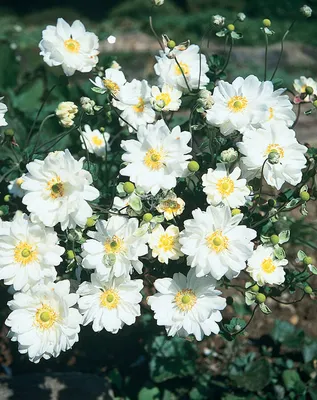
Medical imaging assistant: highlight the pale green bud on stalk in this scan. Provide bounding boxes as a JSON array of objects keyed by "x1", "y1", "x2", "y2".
[
  {"x1": 198, "y1": 89, "x2": 214, "y2": 109},
  {"x1": 80, "y1": 97, "x2": 96, "y2": 115},
  {"x1": 237, "y1": 12, "x2": 246, "y2": 22},
  {"x1": 212, "y1": 14, "x2": 225, "y2": 26},
  {"x1": 220, "y1": 148, "x2": 238, "y2": 163},
  {"x1": 268, "y1": 150, "x2": 280, "y2": 164},
  {"x1": 153, "y1": 0, "x2": 164, "y2": 5},
  {"x1": 300, "y1": 5, "x2": 312, "y2": 18}
]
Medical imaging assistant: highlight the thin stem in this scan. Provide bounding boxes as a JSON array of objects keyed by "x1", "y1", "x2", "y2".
[
  {"x1": 249, "y1": 158, "x2": 268, "y2": 215},
  {"x1": 149, "y1": 15, "x2": 164, "y2": 51},
  {"x1": 264, "y1": 33, "x2": 269, "y2": 81},
  {"x1": 270, "y1": 20, "x2": 296, "y2": 81},
  {"x1": 29, "y1": 114, "x2": 55, "y2": 159},
  {"x1": 112, "y1": 107, "x2": 137, "y2": 133},
  {"x1": 271, "y1": 292, "x2": 305, "y2": 305},
  {"x1": 0, "y1": 165, "x2": 20, "y2": 184},
  {"x1": 175, "y1": 57, "x2": 191, "y2": 92},
  {"x1": 291, "y1": 102, "x2": 302, "y2": 128},
  {"x1": 217, "y1": 35, "x2": 233, "y2": 76},
  {"x1": 232, "y1": 305, "x2": 259, "y2": 336}
]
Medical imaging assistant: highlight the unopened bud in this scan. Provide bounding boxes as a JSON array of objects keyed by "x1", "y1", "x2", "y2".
[
  {"x1": 268, "y1": 150, "x2": 280, "y2": 164},
  {"x1": 263, "y1": 19, "x2": 271, "y2": 27},
  {"x1": 227, "y1": 24, "x2": 235, "y2": 31},
  {"x1": 80, "y1": 97, "x2": 96, "y2": 115},
  {"x1": 212, "y1": 15, "x2": 225, "y2": 26},
  {"x1": 300, "y1": 5, "x2": 312, "y2": 18},
  {"x1": 220, "y1": 148, "x2": 238, "y2": 163},
  {"x1": 153, "y1": 0, "x2": 164, "y2": 5},
  {"x1": 237, "y1": 12, "x2": 246, "y2": 22}
]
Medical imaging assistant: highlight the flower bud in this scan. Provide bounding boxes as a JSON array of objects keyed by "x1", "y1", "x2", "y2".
[
  {"x1": 153, "y1": 0, "x2": 164, "y2": 5},
  {"x1": 4, "y1": 194, "x2": 10, "y2": 202},
  {"x1": 268, "y1": 150, "x2": 280, "y2": 164},
  {"x1": 256, "y1": 293, "x2": 266, "y2": 303},
  {"x1": 212, "y1": 14, "x2": 225, "y2": 26},
  {"x1": 227, "y1": 24, "x2": 235, "y2": 31},
  {"x1": 305, "y1": 86, "x2": 314, "y2": 95},
  {"x1": 270, "y1": 234, "x2": 279, "y2": 245},
  {"x1": 304, "y1": 285, "x2": 313, "y2": 294},
  {"x1": 250, "y1": 284, "x2": 260, "y2": 293},
  {"x1": 66, "y1": 250, "x2": 75, "y2": 260},
  {"x1": 313, "y1": 100, "x2": 317, "y2": 108},
  {"x1": 303, "y1": 256, "x2": 313, "y2": 265},
  {"x1": 300, "y1": 191, "x2": 310, "y2": 201},
  {"x1": 268, "y1": 199, "x2": 276, "y2": 208},
  {"x1": 198, "y1": 89, "x2": 214, "y2": 109},
  {"x1": 55, "y1": 101, "x2": 78, "y2": 128},
  {"x1": 143, "y1": 213, "x2": 153, "y2": 222},
  {"x1": 263, "y1": 19, "x2": 271, "y2": 27},
  {"x1": 237, "y1": 12, "x2": 246, "y2": 22},
  {"x1": 220, "y1": 148, "x2": 238, "y2": 163},
  {"x1": 123, "y1": 181, "x2": 135, "y2": 194},
  {"x1": 167, "y1": 40, "x2": 176, "y2": 49},
  {"x1": 80, "y1": 97, "x2": 96, "y2": 115},
  {"x1": 86, "y1": 217, "x2": 96, "y2": 228},
  {"x1": 231, "y1": 208, "x2": 241, "y2": 216},
  {"x1": 300, "y1": 5, "x2": 312, "y2": 18},
  {"x1": 188, "y1": 160, "x2": 200, "y2": 172}
]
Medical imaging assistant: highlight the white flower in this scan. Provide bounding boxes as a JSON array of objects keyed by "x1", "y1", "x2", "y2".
[
  {"x1": 293, "y1": 76, "x2": 317, "y2": 101},
  {"x1": 22, "y1": 149, "x2": 99, "y2": 230},
  {"x1": 202, "y1": 164, "x2": 250, "y2": 208},
  {"x1": 91, "y1": 68, "x2": 126, "y2": 96},
  {"x1": 247, "y1": 245, "x2": 287, "y2": 286},
  {"x1": 120, "y1": 119, "x2": 192, "y2": 195},
  {"x1": 0, "y1": 97, "x2": 8, "y2": 126},
  {"x1": 39, "y1": 18, "x2": 99, "y2": 76},
  {"x1": 237, "y1": 13, "x2": 246, "y2": 22},
  {"x1": 8, "y1": 175, "x2": 25, "y2": 198},
  {"x1": 257, "y1": 83, "x2": 296, "y2": 127},
  {"x1": 206, "y1": 75, "x2": 267, "y2": 135},
  {"x1": 55, "y1": 101, "x2": 78, "y2": 128},
  {"x1": 147, "y1": 269, "x2": 226, "y2": 340},
  {"x1": 156, "y1": 192, "x2": 185, "y2": 221},
  {"x1": 5, "y1": 280, "x2": 82, "y2": 363},
  {"x1": 179, "y1": 205, "x2": 256, "y2": 280},
  {"x1": 80, "y1": 124, "x2": 110, "y2": 157},
  {"x1": 110, "y1": 60, "x2": 121, "y2": 70},
  {"x1": 77, "y1": 273, "x2": 143, "y2": 333},
  {"x1": 81, "y1": 216, "x2": 148, "y2": 279},
  {"x1": 0, "y1": 213, "x2": 64, "y2": 291},
  {"x1": 148, "y1": 224, "x2": 183, "y2": 264},
  {"x1": 300, "y1": 5, "x2": 312, "y2": 17},
  {"x1": 151, "y1": 84, "x2": 182, "y2": 112},
  {"x1": 237, "y1": 123, "x2": 307, "y2": 190},
  {"x1": 113, "y1": 79, "x2": 155, "y2": 132},
  {"x1": 212, "y1": 14, "x2": 226, "y2": 26},
  {"x1": 154, "y1": 44, "x2": 209, "y2": 92}
]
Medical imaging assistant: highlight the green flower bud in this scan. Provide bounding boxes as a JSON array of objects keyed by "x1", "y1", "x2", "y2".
[
  {"x1": 123, "y1": 181, "x2": 135, "y2": 194},
  {"x1": 304, "y1": 285, "x2": 313, "y2": 294},
  {"x1": 300, "y1": 191, "x2": 310, "y2": 202},
  {"x1": 231, "y1": 208, "x2": 241, "y2": 216},
  {"x1": 256, "y1": 293, "x2": 266, "y2": 303},
  {"x1": 303, "y1": 256, "x2": 313, "y2": 265},
  {"x1": 313, "y1": 100, "x2": 317, "y2": 108},
  {"x1": 250, "y1": 284, "x2": 260, "y2": 293},
  {"x1": 143, "y1": 213, "x2": 153, "y2": 222},
  {"x1": 188, "y1": 160, "x2": 200, "y2": 172},
  {"x1": 4, "y1": 129, "x2": 14, "y2": 137},
  {"x1": 270, "y1": 234, "x2": 279, "y2": 245},
  {"x1": 0, "y1": 210, "x2": 3, "y2": 217},
  {"x1": 167, "y1": 40, "x2": 176, "y2": 49},
  {"x1": 268, "y1": 150, "x2": 280, "y2": 164},
  {"x1": 67, "y1": 250, "x2": 75, "y2": 260},
  {"x1": 263, "y1": 19, "x2": 271, "y2": 27},
  {"x1": 305, "y1": 86, "x2": 314, "y2": 95},
  {"x1": 227, "y1": 24, "x2": 235, "y2": 31},
  {"x1": 86, "y1": 217, "x2": 96, "y2": 228},
  {"x1": 4, "y1": 195, "x2": 11, "y2": 202},
  {"x1": 226, "y1": 296, "x2": 234, "y2": 305}
]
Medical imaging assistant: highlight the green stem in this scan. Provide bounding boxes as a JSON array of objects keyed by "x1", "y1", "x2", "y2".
[
  {"x1": 271, "y1": 292, "x2": 305, "y2": 305},
  {"x1": 264, "y1": 33, "x2": 269, "y2": 81},
  {"x1": 232, "y1": 305, "x2": 259, "y2": 336},
  {"x1": 30, "y1": 114, "x2": 55, "y2": 159},
  {"x1": 217, "y1": 35, "x2": 233, "y2": 76},
  {"x1": 175, "y1": 56, "x2": 191, "y2": 92}
]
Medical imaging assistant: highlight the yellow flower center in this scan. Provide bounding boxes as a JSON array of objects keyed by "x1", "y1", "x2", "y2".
[
  {"x1": 47, "y1": 176, "x2": 65, "y2": 199},
  {"x1": 158, "y1": 233, "x2": 175, "y2": 252},
  {"x1": 216, "y1": 177, "x2": 234, "y2": 197},
  {"x1": 161, "y1": 200, "x2": 180, "y2": 214},
  {"x1": 91, "y1": 135, "x2": 103, "y2": 147},
  {"x1": 174, "y1": 289, "x2": 197, "y2": 311},
  {"x1": 35, "y1": 305, "x2": 58, "y2": 330},
  {"x1": 269, "y1": 107, "x2": 274, "y2": 120},
  {"x1": 14, "y1": 241, "x2": 38, "y2": 265},
  {"x1": 174, "y1": 61, "x2": 190, "y2": 76},
  {"x1": 104, "y1": 235, "x2": 124, "y2": 254},
  {"x1": 261, "y1": 257, "x2": 276, "y2": 274},
  {"x1": 143, "y1": 148, "x2": 165, "y2": 170},
  {"x1": 155, "y1": 93, "x2": 171, "y2": 107},
  {"x1": 64, "y1": 38, "x2": 81, "y2": 53},
  {"x1": 103, "y1": 79, "x2": 120, "y2": 95},
  {"x1": 227, "y1": 96, "x2": 248, "y2": 112},
  {"x1": 16, "y1": 177, "x2": 24, "y2": 186},
  {"x1": 100, "y1": 289, "x2": 120, "y2": 309},
  {"x1": 206, "y1": 230, "x2": 229, "y2": 253},
  {"x1": 301, "y1": 84, "x2": 307, "y2": 93},
  {"x1": 265, "y1": 144, "x2": 285, "y2": 158},
  {"x1": 133, "y1": 97, "x2": 145, "y2": 113}
]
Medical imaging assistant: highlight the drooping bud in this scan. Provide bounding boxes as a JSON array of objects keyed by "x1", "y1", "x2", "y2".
[{"x1": 212, "y1": 14, "x2": 225, "y2": 26}]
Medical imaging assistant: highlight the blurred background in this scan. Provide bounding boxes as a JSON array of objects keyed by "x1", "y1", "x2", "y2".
[{"x1": 0, "y1": 0, "x2": 317, "y2": 399}]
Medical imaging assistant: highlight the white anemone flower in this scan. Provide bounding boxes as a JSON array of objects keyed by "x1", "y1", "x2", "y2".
[
  {"x1": 81, "y1": 216, "x2": 148, "y2": 279},
  {"x1": 293, "y1": 76, "x2": 317, "y2": 101},
  {"x1": 77, "y1": 273, "x2": 143, "y2": 333},
  {"x1": 179, "y1": 205, "x2": 256, "y2": 280},
  {"x1": 8, "y1": 175, "x2": 25, "y2": 198},
  {"x1": 247, "y1": 245, "x2": 287, "y2": 286},
  {"x1": 206, "y1": 75, "x2": 267, "y2": 135},
  {"x1": 202, "y1": 164, "x2": 250, "y2": 208},
  {"x1": 237, "y1": 122, "x2": 307, "y2": 190},
  {"x1": 120, "y1": 119, "x2": 192, "y2": 195},
  {"x1": 150, "y1": 84, "x2": 182, "y2": 112},
  {"x1": 113, "y1": 79, "x2": 155, "y2": 132},
  {"x1": 154, "y1": 44, "x2": 209, "y2": 92},
  {"x1": 147, "y1": 269, "x2": 227, "y2": 340},
  {"x1": 91, "y1": 68, "x2": 126, "y2": 96},
  {"x1": 0, "y1": 97, "x2": 8, "y2": 126},
  {"x1": 0, "y1": 213, "x2": 64, "y2": 291},
  {"x1": 156, "y1": 192, "x2": 185, "y2": 221},
  {"x1": 80, "y1": 124, "x2": 110, "y2": 157},
  {"x1": 5, "y1": 280, "x2": 82, "y2": 363},
  {"x1": 22, "y1": 149, "x2": 99, "y2": 230},
  {"x1": 148, "y1": 224, "x2": 183, "y2": 264},
  {"x1": 39, "y1": 18, "x2": 99, "y2": 76}
]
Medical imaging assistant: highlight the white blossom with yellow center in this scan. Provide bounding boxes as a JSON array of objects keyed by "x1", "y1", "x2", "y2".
[
  {"x1": 39, "y1": 18, "x2": 99, "y2": 76},
  {"x1": 154, "y1": 44, "x2": 209, "y2": 92},
  {"x1": 8, "y1": 174, "x2": 26, "y2": 198},
  {"x1": 247, "y1": 245, "x2": 287, "y2": 286},
  {"x1": 22, "y1": 149, "x2": 99, "y2": 230},
  {"x1": 81, "y1": 216, "x2": 148, "y2": 279},
  {"x1": 293, "y1": 76, "x2": 317, "y2": 102},
  {"x1": 0, "y1": 213, "x2": 64, "y2": 291},
  {"x1": 151, "y1": 84, "x2": 182, "y2": 112},
  {"x1": 112, "y1": 79, "x2": 155, "y2": 132},
  {"x1": 91, "y1": 68, "x2": 126, "y2": 96},
  {"x1": 238, "y1": 122, "x2": 307, "y2": 190},
  {"x1": 156, "y1": 192, "x2": 185, "y2": 221},
  {"x1": 179, "y1": 205, "x2": 256, "y2": 280},
  {"x1": 77, "y1": 273, "x2": 143, "y2": 334},
  {"x1": 120, "y1": 119, "x2": 192, "y2": 195},
  {"x1": 5, "y1": 280, "x2": 82, "y2": 363},
  {"x1": 202, "y1": 163, "x2": 250, "y2": 208},
  {"x1": 206, "y1": 75, "x2": 268, "y2": 135},
  {"x1": 80, "y1": 124, "x2": 110, "y2": 157},
  {"x1": 147, "y1": 269, "x2": 226, "y2": 341},
  {"x1": 148, "y1": 224, "x2": 183, "y2": 264}
]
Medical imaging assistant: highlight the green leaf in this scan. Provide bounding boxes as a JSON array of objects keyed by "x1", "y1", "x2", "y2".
[
  {"x1": 138, "y1": 386, "x2": 160, "y2": 400},
  {"x1": 224, "y1": 318, "x2": 246, "y2": 335},
  {"x1": 229, "y1": 359, "x2": 271, "y2": 392},
  {"x1": 302, "y1": 338, "x2": 317, "y2": 363},
  {"x1": 272, "y1": 320, "x2": 304, "y2": 348},
  {"x1": 129, "y1": 194, "x2": 142, "y2": 212},
  {"x1": 297, "y1": 250, "x2": 307, "y2": 261},
  {"x1": 282, "y1": 370, "x2": 305, "y2": 392}
]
